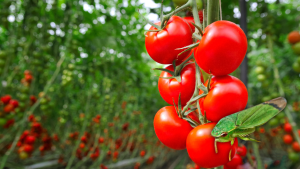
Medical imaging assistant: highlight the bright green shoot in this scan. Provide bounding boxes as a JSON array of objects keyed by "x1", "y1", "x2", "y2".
[{"x1": 211, "y1": 97, "x2": 287, "y2": 158}]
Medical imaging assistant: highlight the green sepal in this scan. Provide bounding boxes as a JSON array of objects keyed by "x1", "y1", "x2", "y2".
[
  {"x1": 199, "y1": 83, "x2": 208, "y2": 93},
  {"x1": 153, "y1": 68, "x2": 175, "y2": 76},
  {"x1": 191, "y1": 22, "x2": 203, "y2": 36},
  {"x1": 207, "y1": 74, "x2": 212, "y2": 91},
  {"x1": 175, "y1": 42, "x2": 200, "y2": 50},
  {"x1": 177, "y1": 43, "x2": 199, "y2": 57},
  {"x1": 139, "y1": 11, "x2": 161, "y2": 30},
  {"x1": 189, "y1": 93, "x2": 207, "y2": 103},
  {"x1": 183, "y1": 108, "x2": 197, "y2": 116},
  {"x1": 177, "y1": 93, "x2": 182, "y2": 116}
]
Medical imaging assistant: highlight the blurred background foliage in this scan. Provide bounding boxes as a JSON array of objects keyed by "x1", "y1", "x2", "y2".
[{"x1": 0, "y1": 0, "x2": 299, "y2": 168}]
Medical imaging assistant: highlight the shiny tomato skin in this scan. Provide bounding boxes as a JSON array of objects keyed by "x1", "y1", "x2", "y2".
[
  {"x1": 223, "y1": 154, "x2": 243, "y2": 169},
  {"x1": 284, "y1": 123, "x2": 292, "y2": 133},
  {"x1": 237, "y1": 145, "x2": 247, "y2": 157},
  {"x1": 145, "y1": 16, "x2": 193, "y2": 64},
  {"x1": 158, "y1": 63, "x2": 196, "y2": 106},
  {"x1": 154, "y1": 106, "x2": 194, "y2": 150},
  {"x1": 199, "y1": 75, "x2": 248, "y2": 122},
  {"x1": 195, "y1": 21, "x2": 247, "y2": 76},
  {"x1": 186, "y1": 123, "x2": 238, "y2": 168}
]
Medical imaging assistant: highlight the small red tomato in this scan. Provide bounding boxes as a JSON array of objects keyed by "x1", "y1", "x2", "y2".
[
  {"x1": 23, "y1": 144, "x2": 34, "y2": 153},
  {"x1": 199, "y1": 75, "x2": 248, "y2": 122},
  {"x1": 100, "y1": 164, "x2": 108, "y2": 169},
  {"x1": 145, "y1": 16, "x2": 193, "y2": 64},
  {"x1": 25, "y1": 136, "x2": 36, "y2": 145},
  {"x1": 154, "y1": 106, "x2": 195, "y2": 150},
  {"x1": 284, "y1": 123, "x2": 292, "y2": 133},
  {"x1": 195, "y1": 20, "x2": 247, "y2": 76},
  {"x1": 25, "y1": 74, "x2": 33, "y2": 82},
  {"x1": 4, "y1": 119, "x2": 15, "y2": 128},
  {"x1": 9, "y1": 100, "x2": 19, "y2": 108},
  {"x1": 292, "y1": 142, "x2": 300, "y2": 152},
  {"x1": 122, "y1": 122, "x2": 129, "y2": 131},
  {"x1": 81, "y1": 136, "x2": 87, "y2": 143},
  {"x1": 283, "y1": 134, "x2": 293, "y2": 144},
  {"x1": 4, "y1": 104, "x2": 15, "y2": 113},
  {"x1": 146, "y1": 156, "x2": 155, "y2": 164},
  {"x1": 1, "y1": 95, "x2": 11, "y2": 104},
  {"x1": 158, "y1": 63, "x2": 196, "y2": 106},
  {"x1": 113, "y1": 151, "x2": 119, "y2": 159},
  {"x1": 98, "y1": 137, "x2": 104, "y2": 144},
  {"x1": 288, "y1": 31, "x2": 300, "y2": 44},
  {"x1": 79, "y1": 143, "x2": 85, "y2": 149},
  {"x1": 237, "y1": 145, "x2": 247, "y2": 157},
  {"x1": 223, "y1": 154, "x2": 243, "y2": 169},
  {"x1": 186, "y1": 123, "x2": 238, "y2": 168},
  {"x1": 140, "y1": 150, "x2": 146, "y2": 157}
]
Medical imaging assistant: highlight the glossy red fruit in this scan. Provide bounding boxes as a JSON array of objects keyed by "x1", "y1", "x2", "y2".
[
  {"x1": 145, "y1": 16, "x2": 193, "y2": 64},
  {"x1": 284, "y1": 123, "x2": 292, "y2": 133},
  {"x1": 23, "y1": 144, "x2": 34, "y2": 153},
  {"x1": 9, "y1": 100, "x2": 19, "y2": 108},
  {"x1": 1, "y1": 95, "x2": 12, "y2": 104},
  {"x1": 186, "y1": 123, "x2": 238, "y2": 168},
  {"x1": 153, "y1": 106, "x2": 195, "y2": 150},
  {"x1": 195, "y1": 20, "x2": 247, "y2": 76},
  {"x1": 292, "y1": 142, "x2": 300, "y2": 152},
  {"x1": 98, "y1": 137, "x2": 104, "y2": 144},
  {"x1": 237, "y1": 145, "x2": 247, "y2": 157},
  {"x1": 25, "y1": 136, "x2": 36, "y2": 145},
  {"x1": 288, "y1": 31, "x2": 300, "y2": 44},
  {"x1": 283, "y1": 134, "x2": 293, "y2": 144},
  {"x1": 199, "y1": 75, "x2": 248, "y2": 122},
  {"x1": 223, "y1": 154, "x2": 243, "y2": 169},
  {"x1": 158, "y1": 63, "x2": 196, "y2": 106},
  {"x1": 4, "y1": 104, "x2": 15, "y2": 113},
  {"x1": 140, "y1": 150, "x2": 146, "y2": 157}
]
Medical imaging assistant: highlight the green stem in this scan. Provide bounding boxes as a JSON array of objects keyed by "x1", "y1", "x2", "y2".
[
  {"x1": 191, "y1": 0, "x2": 202, "y2": 31},
  {"x1": 252, "y1": 142, "x2": 263, "y2": 169},
  {"x1": 267, "y1": 35, "x2": 300, "y2": 146},
  {"x1": 163, "y1": 1, "x2": 191, "y2": 22},
  {"x1": 206, "y1": 0, "x2": 219, "y2": 25}
]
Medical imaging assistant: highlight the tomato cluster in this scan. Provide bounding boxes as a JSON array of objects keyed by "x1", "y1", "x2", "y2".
[
  {"x1": 288, "y1": 31, "x2": 300, "y2": 73},
  {"x1": 145, "y1": 4, "x2": 248, "y2": 167}
]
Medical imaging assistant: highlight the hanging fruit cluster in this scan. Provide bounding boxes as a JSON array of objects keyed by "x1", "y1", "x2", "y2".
[
  {"x1": 287, "y1": 31, "x2": 300, "y2": 73},
  {"x1": 143, "y1": 0, "x2": 250, "y2": 168}
]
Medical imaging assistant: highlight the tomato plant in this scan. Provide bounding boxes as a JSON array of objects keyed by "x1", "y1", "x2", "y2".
[
  {"x1": 199, "y1": 75, "x2": 248, "y2": 122},
  {"x1": 186, "y1": 123, "x2": 238, "y2": 168},
  {"x1": 145, "y1": 16, "x2": 193, "y2": 64},
  {"x1": 194, "y1": 21, "x2": 247, "y2": 76}
]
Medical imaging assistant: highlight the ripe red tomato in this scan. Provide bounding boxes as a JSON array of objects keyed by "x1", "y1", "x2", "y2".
[
  {"x1": 183, "y1": 10, "x2": 204, "y2": 32},
  {"x1": 4, "y1": 104, "x2": 14, "y2": 113},
  {"x1": 195, "y1": 21, "x2": 247, "y2": 76},
  {"x1": 186, "y1": 123, "x2": 238, "y2": 168},
  {"x1": 292, "y1": 142, "x2": 300, "y2": 152},
  {"x1": 237, "y1": 145, "x2": 247, "y2": 157},
  {"x1": 223, "y1": 154, "x2": 243, "y2": 169},
  {"x1": 158, "y1": 63, "x2": 195, "y2": 106},
  {"x1": 288, "y1": 31, "x2": 300, "y2": 44},
  {"x1": 199, "y1": 75, "x2": 248, "y2": 122},
  {"x1": 283, "y1": 134, "x2": 293, "y2": 144},
  {"x1": 145, "y1": 16, "x2": 193, "y2": 64},
  {"x1": 154, "y1": 106, "x2": 195, "y2": 150},
  {"x1": 25, "y1": 136, "x2": 36, "y2": 145},
  {"x1": 9, "y1": 100, "x2": 19, "y2": 108},
  {"x1": 1, "y1": 95, "x2": 11, "y2": 104},
  {"x1": 284, "y1": 123, "x2": 292, "y2": 133}
]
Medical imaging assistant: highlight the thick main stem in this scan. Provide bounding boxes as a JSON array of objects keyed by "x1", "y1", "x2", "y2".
[
  {"x1": 267, "y1": 35, "x2": 300, "y2": 146},
  {"x1": 207, "y1": 0, "x2": 219, "y2": 25}
]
